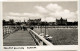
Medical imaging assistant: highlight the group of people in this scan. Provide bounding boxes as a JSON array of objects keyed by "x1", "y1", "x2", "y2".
[
  {"x1": 20, "y1": 24, "x2": 34, "y2": 31},
  {"x1": 21, "y1": 26, "x2": 27, "y2": 31}
]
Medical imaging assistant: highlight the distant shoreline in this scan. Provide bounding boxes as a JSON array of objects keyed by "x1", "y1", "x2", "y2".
[
  {"x1": 3, "y1": 25, "x2": 78, "y2": 28},
  {"x1": 33, "y1": 26, "x2": 78, "y2": 28}
]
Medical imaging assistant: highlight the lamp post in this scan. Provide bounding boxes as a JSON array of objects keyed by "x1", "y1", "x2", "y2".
[{"x1": 44, "y1": 17, "x2": 46, "y2": 37}]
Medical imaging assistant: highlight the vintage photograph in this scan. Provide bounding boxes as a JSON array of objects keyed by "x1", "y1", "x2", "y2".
[{"x1": 3, "y1": 1, "x2": 78, "y2": 46}]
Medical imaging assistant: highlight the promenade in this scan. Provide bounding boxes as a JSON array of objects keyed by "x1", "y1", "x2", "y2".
[{"x1": 3, "y1": 30, "x2": 36, "y2": 46}]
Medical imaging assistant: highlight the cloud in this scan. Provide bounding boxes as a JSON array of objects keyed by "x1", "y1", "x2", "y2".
[
  {"x1": 23, "y1": 13, "x2": 43, "y2": 18},
  {"x1": 41, "y1": 17, "x2": 56, "y2": 22},
  {"x1": 34, "y1": 3, "x2": 77, "y2": 22},
  {"x1": 35, "y1": 6, "x2": 48, "y2": 14},
  {"x1": 5, "y1": 12, "x2": 44, "y2": 22},
  {"x1": 9, "y1": 12, "x2": 20, "y2": 16},
  {"x1": 8, "y1": 12, "x2": 43, "y2": 18},
  {"x1": 49, "y1": 9, "x2": 77, "y2": 22},
  {"x1": 4, "y1": 3, "x2": 77, "y2": 22},
  {"x1": 5, "y1": 16, "x2": 29, "y2": 22},
  {"x1": 46, "y1": 3, "x2": 62, "y2": 12}
]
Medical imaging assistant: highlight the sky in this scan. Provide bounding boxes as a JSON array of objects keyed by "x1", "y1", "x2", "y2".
[{"x1": 3, "y1": 1, "x2": 78, "y2": 22}]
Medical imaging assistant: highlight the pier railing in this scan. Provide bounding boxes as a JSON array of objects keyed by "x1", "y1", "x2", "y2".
[
  {"x1": 28, "y1": 29, "x2": 53, "y2": 46},
  {"x1": 3, "y1": 25, "x2": 20, "y2": 38},
  {"x1": 30, "y1": 26, "x2": 78, "y2": 28},
  {"x1": 3, "y1": 25, "x2": 77, "y2": 45}
]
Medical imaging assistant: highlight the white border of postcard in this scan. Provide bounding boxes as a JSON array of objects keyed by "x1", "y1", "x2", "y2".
[{"x1": 0, "y1": 0, "x2": 80, "y2": 51}]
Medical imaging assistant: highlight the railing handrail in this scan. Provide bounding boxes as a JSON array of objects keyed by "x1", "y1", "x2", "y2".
[{"x1": 28, "y1": 29, "x2": 53, "y2": 45}]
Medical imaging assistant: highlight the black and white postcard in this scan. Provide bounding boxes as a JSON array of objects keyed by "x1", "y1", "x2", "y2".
[{"x1": 0, "y1": 0, "x2": 79, "y2": 51}]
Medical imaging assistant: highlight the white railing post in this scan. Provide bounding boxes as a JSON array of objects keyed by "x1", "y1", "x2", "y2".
[
  {"x1": 39, "y1": 40, "x2": 43, "y2": 45},
  {"x1": 28, "y1": 29, "x2": 53, "y2": 45}
]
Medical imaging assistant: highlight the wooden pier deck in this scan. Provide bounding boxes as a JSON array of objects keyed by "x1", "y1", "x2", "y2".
[{"x1": 3, "y1": 30, "x2": 36, "y2": 46}]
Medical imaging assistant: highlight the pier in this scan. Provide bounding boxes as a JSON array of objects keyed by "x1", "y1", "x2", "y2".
[{"x1": 3, "y1": 26, "x2": 53, "y2": 46}]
